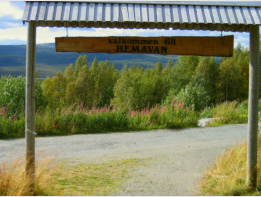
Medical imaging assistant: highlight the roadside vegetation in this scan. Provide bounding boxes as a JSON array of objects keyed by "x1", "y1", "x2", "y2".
[
  {"x1": 0, "y1": 153, "x2": 147, "y2": 196},
  {"x1": 0, "y1": 154, "x2": 56, "y2": 196},
  {"x1": 0, "y1": 99, "x2": 198, "y2": 139},
  {"x1": 1, "y1": 42, "x2": 261, "y2": 195},
  {"x1": 200, "y1": 136, "x2": 261, "y2": 196},
  {"x1": 0, "y1": 42, "x2": 256, "y2": 138}
]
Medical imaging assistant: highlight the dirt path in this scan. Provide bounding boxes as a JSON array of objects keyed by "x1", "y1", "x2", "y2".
[{"x1": 0, "y1": 124, "x2": 248, "y2": 195}]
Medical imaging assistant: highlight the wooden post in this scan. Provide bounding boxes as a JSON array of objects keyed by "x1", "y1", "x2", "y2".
[
  {"x1": 247, "y1": 25, "x2": 260, "y2": 189},
  {"x1": 25, "y1": 21, "x2": 36, "y2": 194}
]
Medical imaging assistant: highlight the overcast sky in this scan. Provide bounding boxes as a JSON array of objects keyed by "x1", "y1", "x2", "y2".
[{"x1": 0, "y1": 1, "x2": 259, "y2": 48}]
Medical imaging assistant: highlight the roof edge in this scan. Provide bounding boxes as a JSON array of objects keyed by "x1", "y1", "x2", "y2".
[{"x1": 36, "y1": 1, "x2": 261, "y2": 7}]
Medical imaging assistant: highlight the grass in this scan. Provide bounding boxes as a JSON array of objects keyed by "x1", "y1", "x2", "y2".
[
  {"x1": 200, "y1": 100, "x2": 251, "y2": 127},
  {"x1": 0, "y1": 154, "x2": 148, "y2": 196},
  {"x1": 0, "y1": 99, "x2": 198, "y2": 139},
  {"x1": 0, "y1": 153, "x2": 56, "y2": 196},
  {"x1": 200, "y1": 135, "x2": 261, "y2": 196},
  {"x1": 53, "y1": 158, "x2": 147, "y2": 196}
]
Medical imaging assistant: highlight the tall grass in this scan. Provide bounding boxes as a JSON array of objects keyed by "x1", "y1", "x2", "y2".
[
  {"x1": 0, "y1": 99, "x2": 198, "y2": 139},
  {"x1": 200, "y1": 136, "x2": 261, "y2": 196},
  {"x1": 0, "y1": 153, "x2": 56, "y2": 196},
  {"x1": 0, "y1": 154, "x2": 147, "y2": 196},
  {"x1": 200, "y1": 100, "x2": 250, "y2": 126}
]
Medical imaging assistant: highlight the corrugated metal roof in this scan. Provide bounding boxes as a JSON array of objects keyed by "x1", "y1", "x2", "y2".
[{"x1": 22, "y1": 1, "x2": 261, "y2": 32}]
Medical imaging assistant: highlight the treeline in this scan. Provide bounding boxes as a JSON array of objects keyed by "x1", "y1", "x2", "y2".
[
  {"x1": 42, "y1": 56, "x2": 120, "y2": 109},
  {"x1": 40, "y1": 43, "x2": 255, "y2": 112},
  {"x1": 0, "y1": 43, "x2": 258, "y2": 116}
]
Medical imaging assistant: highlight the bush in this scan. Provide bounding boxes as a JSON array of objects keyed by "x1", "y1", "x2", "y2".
[
  {"x1": 0, "y1": 101, "x2": 199, "y2": 139},
  {"x1": 176, "y1": 82, "x2": 210, "y2": 111}
]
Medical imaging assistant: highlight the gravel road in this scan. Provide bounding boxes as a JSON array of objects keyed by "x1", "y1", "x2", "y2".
[{"x1": 0, "y1": 124, "x2": 248, "y2": 195}]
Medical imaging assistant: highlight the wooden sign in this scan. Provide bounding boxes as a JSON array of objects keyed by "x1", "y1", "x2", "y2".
[{"x1": 56, "y1": 35, "x2": 234, "y2": 57}]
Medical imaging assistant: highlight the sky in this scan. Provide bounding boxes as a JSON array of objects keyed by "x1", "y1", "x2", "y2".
[{"x1": 0, "y1": 1, "x2": 259, "y2": 48}]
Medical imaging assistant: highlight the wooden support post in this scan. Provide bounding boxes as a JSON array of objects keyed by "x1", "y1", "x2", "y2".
[
  {"x1": 247, "y1": 25, "x2": 260, "y2": 189},
  {"x1": 25, "y1": 21, "x2": 36, "y2": 194}
]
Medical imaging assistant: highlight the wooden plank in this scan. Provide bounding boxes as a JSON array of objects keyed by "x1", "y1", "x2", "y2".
[
  {"x1": 164, "y1": 5, "x2": 171, "y2": 23},
  {"x1": 258, "y1": 8, "x2": 261, "y2": 24},
  {"x1": 46, "y1": 2, "x2": 54, "y2": 21},
  {"x1": 128, "y1": 4, "x2": 135, "y2": 22},
  {"x1": 156, "y1": 5, "x2": 163, "y2": 23},
  {"x1": 134, "y1": 4, "x2": 141, "y2": 22},
  {"x1": 113, "y1": 3, "x2": 119, "y2": 22},
  {"x1": 243, "y1": 7, "x2": 253, "y2": 25},
  {"x1": 30, "y1": 2, "x2": 39, "y2": 21},
  {"x1": 96, "y1": 3, "x2": 103, "y2": 22},
  {"x1": 219, "y1": 6, "x2": 229, "y2": 24},
  {"x1": 148, "y1": 4, "x2": 155, "y2": 23},
  {"x1": 38, "y1": 2, "x2": 46, "y2": 21},
  {"x1": 105, "y1": 3, "x2": 111, "y2": 22},
  {"x1": 235, "y1": 7, "x2": 245, "y2": 24},
  {"x1": 204, "y1": 6, "x2": 212, "y2": 23},
  {"x1": 172, "y1": 5, "x2": 180, "y2": 23},
  {"x1": 63, "y1": 2, "x2": 71, "y2": 21},
  {"x1": 121, "y1": 4, "x2": 129, "y2": 22},
  {"x1": 141, "y1": 4, "x2": 148, "y2": 22},
  {"x1": 55, "y1": 2, "x2": 63, "y2": 21},
  {"x1": 180, "y1": 5, "x2": 188, "y2": 23},
  {"x1": 80, "y1": 3, "x2": 87, "y2": 21},
  {"x1": 188, "y1": 5, "x2": 196, "y2": 23},
  {"x1": 23, "y1": 1, "x2": 31, "y2": 20},
  {"x1": 71, "y1": 2, "x2": 79, "y2": 21},
  {"x1": 250, "y1": 7, "x2": 261, "y2": 25},
  {"x1": 196, "y1": 5, "x2": 204, "y2": 23},
  {"x1": 88, "y1": 3, "x2": 95, "y2": 21},
  {"x1": 227, "y1": 6, "x2": 236, "y2": 24},
  {"x1": 211, "y1": 6, "x2": 220, "y2": 24},
  {"x1": 56, "y1": 35, "x2": 234, "y2": 57}
]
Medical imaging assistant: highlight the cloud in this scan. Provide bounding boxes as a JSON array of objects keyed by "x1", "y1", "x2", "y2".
[
  {"x1": 0, "y1": 1, "x2": 23, "y2": 20},
  {"x1": 0, "y1": 27, "x2": 27, "y2": 42}
]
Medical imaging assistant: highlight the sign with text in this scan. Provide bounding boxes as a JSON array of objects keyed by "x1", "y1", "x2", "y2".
[{"x1": 56, "y1": 35, "x2": 233, "y2": 57}]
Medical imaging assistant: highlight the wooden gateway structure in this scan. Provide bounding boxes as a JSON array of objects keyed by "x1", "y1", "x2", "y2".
[{"x1": 23, "y1": 1, "x2": 261, "y2": 192}]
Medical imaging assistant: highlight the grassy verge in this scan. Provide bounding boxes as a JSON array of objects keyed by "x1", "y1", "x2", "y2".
[
  {"x1": 0, "y1": 154, "x2": 56, "y2": 196},
  {"x1": 0, "y1": 155, "x2": 148, "y2": 196},
  {"x1": 0, "y1": 100, "x2": 198, "y2": 139},
  {"x1": 200, "y1": 135, "x2": 261, "y2": 196},
  {"x1": 53, "y1": 158, "x2": 147, "y2": 196},
  {"x1": 2, "y1": 99, "x2": 261, "y2": 139},
  {"x1": 200, "y1": 100, "x2": 256, "y2": 127}
]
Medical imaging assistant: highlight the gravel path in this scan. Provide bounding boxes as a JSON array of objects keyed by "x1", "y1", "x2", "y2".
[{"x1": 0, "y1": 124, "x2": 248, "y2": 195}]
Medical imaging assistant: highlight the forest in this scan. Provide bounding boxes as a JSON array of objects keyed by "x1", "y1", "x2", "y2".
[
  {"x1": 40, "y1": 42, "x2": 253, "y2": 111},
  {"x1": 0, "y1": 42, "x2": 260, "y2": 138}
]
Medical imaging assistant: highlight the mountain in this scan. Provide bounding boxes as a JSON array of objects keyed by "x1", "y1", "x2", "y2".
[{"x1": 0, "y1": 44, "x2": 177, "y2": 77}]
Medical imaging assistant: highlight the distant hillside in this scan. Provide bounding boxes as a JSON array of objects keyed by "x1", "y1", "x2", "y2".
[{"x1": 0, "y1": 44, "x2": 178, "y2": 77}]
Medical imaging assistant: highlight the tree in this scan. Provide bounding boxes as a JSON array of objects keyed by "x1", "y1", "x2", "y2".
[
  {"x1": 64, "y1": 64, "x2": 74, "y2": 83},
  {"x1": 176, "y1": 80, "x2": 210, "y2": 111},
  {"x1": 74, "y1": 55, "x2": 88, "y2": 79},
  {"x1": 168, "y1": 55, "x2": 200, "y2": 96},
  {"x1": 111, "y1": 65, "x2": 132, "y2": 109},
  {"x1": 75, "y1": 64, "x2": 90, "y2": 107},
  {"x1": 195, "y1": 57, "x2": 219, "y2": 104},
  {"x1": 218, "y1": 57, "x2": 243, "y2": 102}
]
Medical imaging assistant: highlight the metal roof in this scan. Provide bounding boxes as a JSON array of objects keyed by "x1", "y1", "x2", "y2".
[{"x1": 22, "y1": 1, "x2": 261, "y2": 32}]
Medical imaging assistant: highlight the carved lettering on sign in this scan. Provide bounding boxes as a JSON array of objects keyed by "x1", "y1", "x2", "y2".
[{"x1": 55, "y1": 36, "x2": 234, "y2": 57}]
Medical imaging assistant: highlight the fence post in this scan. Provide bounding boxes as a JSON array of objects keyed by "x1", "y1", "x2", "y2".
[
  {"x1": 25, "y1": 21, "x2": 36, "y2": 194},
  {"x1": 247, "y1": 25, "x2": 260, "y2": 188}
]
